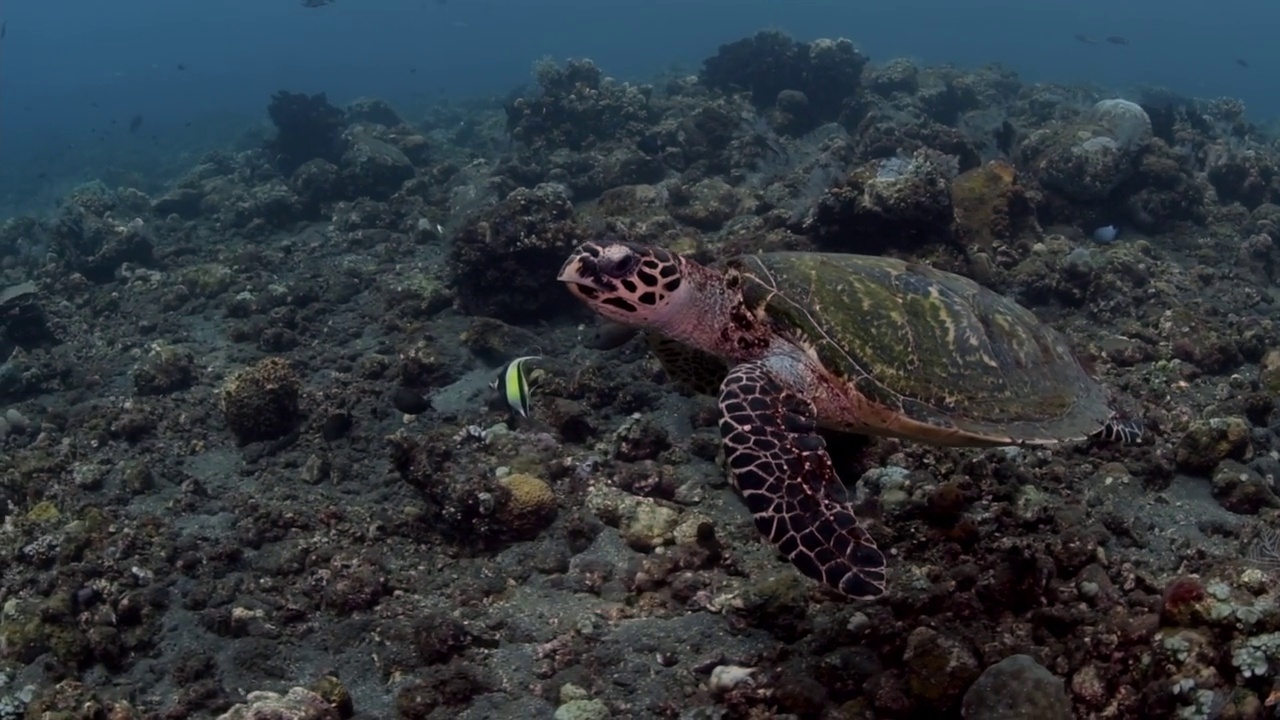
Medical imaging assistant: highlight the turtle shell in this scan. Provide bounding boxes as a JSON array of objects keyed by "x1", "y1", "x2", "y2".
[{"x1": 728, "y1": 252, "x2": 1112, "y2": 444}]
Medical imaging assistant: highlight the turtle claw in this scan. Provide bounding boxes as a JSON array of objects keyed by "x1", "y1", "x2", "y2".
[
  {"x1": 718, "y1": 359, "x2": 887, "y2": 599},
  {"x1": 1092, "y1": 415, "x2": 1144, "y2": 444}
]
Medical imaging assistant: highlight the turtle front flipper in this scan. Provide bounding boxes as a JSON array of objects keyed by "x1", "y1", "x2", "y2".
[
  {"x1": 647, "y1": 332, "x2": 729, "y2": 396},
  {"x1": 718, "y1": 359, "x2": 887, "y2": 599}
]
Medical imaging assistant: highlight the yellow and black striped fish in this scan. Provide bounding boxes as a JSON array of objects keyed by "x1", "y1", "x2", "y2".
[{"x1": 489, "y1": 355, "x2": 540, "y2": 418}]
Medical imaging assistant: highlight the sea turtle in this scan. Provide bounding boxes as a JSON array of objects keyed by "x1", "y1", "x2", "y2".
[{"x1": 557, "y1": 239, "x2": 1141, "y2": 599}]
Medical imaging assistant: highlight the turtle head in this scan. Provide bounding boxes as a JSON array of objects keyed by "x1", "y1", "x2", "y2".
[{"x1": 558, "y1": 240, "x2": 689, "y2": 328}]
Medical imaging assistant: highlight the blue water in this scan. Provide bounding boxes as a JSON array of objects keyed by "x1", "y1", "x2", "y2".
[{"x1": 1, "y1": 0, "x2": 1276, "y2": 214}]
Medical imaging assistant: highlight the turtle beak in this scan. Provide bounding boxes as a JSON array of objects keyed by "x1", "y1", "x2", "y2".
[
  {"x1": 557, "y1": 245, "x2": 609, "y2": 297},
  {"x1": 555, "y1": 255, "x2": 587, "y2": 285}
]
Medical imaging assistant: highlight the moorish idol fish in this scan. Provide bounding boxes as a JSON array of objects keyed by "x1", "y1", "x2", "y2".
[{"x1": 490, "y1": 355, "x2": 541, "y2": 418}]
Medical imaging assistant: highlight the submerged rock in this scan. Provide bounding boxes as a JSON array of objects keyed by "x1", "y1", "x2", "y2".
[
  {"x1": 216, "y1": 687, "x2": 341, "y2": 720},
  {"x1": 340, "y1": 128, "x2": 416, "y2": 200},
  {"x1": 0, "y1": 280, "x2": 53, "y2": 358},
  {"x1": 1176, "y1": 417, "x2": 1251, "y2": 475},
  {"x1": 962, "y1": 655, "x2": 1070, "y2": 720},
  {"x1": 1089, "y1": 99, "x2": 1153, "y2": 151},
  {"x1": 345, "y1": 97, "x2": 404, "y2": 127}
]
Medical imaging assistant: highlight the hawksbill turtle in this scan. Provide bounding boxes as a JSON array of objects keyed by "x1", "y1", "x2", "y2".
[{"x1": 557, "y1": 240, "x2": 1140, "y2": 599}]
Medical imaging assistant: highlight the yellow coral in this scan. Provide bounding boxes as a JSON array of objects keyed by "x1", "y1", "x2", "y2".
[
  {"x1": 951, "y1": 159, "x2": 1033, "y2": 252},
  {"x1": 24, "y1": 500, "x2": 60, "y2": 524},
  {"x1": 497, "y1": 473, "x2": 557, "y2": 538}
]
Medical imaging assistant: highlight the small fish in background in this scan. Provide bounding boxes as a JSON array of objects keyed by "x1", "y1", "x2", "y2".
[
  {"x1": 1236, "y1": 58, "x2": 1250, "y2": 68},
  {"x1": 1105, "y1": 36, "x2": 1129, "y2": 46},
  {"x1": 177, "y1": 63, "x2": 187, "y2": 71},
  {"x1": 1, "y1": 20, "x2": 7, "y2": 40},
  {"x1": 1092, "y1": 224, "x2": 1120, "y2": 244},
  {"x1": 128, "y1": 114, "x2": 143, "y2": 133},
  {"x1": 489, "y1": 355, "x2": 542, "y2": 418},
  {"x1": 1073, "y1": 33, "x2": 1097, "y2": 45}
]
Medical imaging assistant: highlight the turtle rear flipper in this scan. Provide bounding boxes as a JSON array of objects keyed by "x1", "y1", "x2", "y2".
[
  {"x1": 647, "y1": 333, "x2": 729, "y2": 396},
  {"x1": 718, "y1": 358, "x2": 887, "y2": 599},
  {"x1": 1091, "y1": 415, "x2": 1144, "y2": 444}
]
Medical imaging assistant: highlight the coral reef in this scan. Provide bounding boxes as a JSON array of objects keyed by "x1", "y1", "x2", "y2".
[
  {"x1": 47, "y1": 183, "x2": 156, "y2": 282},
  {"x1": 1018, "y1": 100, "x2": 1152, "y2": 203},
  {"x1": 220, "y1": 357, "x2": 302, "y2": 443},
  {"x1": 266, "y1": 91, "x2": 346, "y2": 175},
  {"x1": 449, "y1": 183, "x2": 588, "y2": 323},
  {"x1": 701, "y1": 31, "x2": 868, "y2": 134},
  {"x1": 8, "y1": 26, "x2": 1280, "y2": 720},
  {"x1": 505, "y1": 58, "x2": 655, "y2": 152},
  {"x1": 805, "y1": 149, "x2": 958, "y2": 254}
]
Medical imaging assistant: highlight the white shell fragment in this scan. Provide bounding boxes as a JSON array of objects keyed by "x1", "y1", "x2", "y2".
[{"x1": 709, "y1": 665, "x2": 757, "y2": 694}]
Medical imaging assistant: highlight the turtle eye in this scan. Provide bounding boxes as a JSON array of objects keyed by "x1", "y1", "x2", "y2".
[{"x1": 598, "y1": 251, "x2": 639, "y2": 279}]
